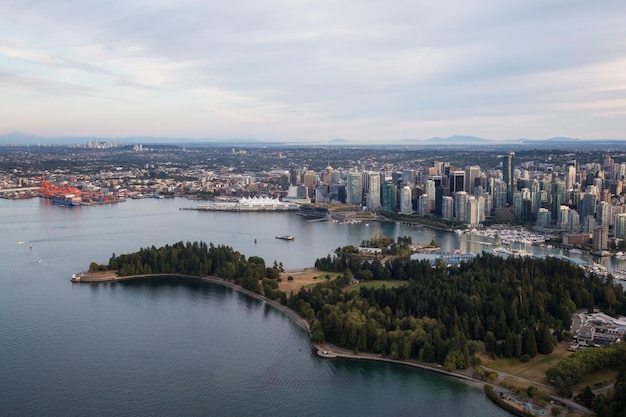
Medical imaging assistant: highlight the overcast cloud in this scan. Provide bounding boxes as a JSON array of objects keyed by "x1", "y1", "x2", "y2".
[{"x1": 1, "y1": 0, "x2": 625, "y2": 142}]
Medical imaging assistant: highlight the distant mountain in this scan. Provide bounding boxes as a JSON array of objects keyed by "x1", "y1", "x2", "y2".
[
  {"x1": 424, "y1": 135, "x2": 493, "y2": 144},
  {"x1": 329, "y1": 138, "x2": 349, "y2": 144}
]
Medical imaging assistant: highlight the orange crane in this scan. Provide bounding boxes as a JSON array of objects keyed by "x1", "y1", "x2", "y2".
[{"x1": 39, "y1": 173, "x2": 83, "y2": 198}]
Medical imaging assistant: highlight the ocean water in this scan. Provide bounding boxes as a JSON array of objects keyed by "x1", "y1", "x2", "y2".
[{"x1": 0, "y1": 198, "x2": 512, "y2": 416}]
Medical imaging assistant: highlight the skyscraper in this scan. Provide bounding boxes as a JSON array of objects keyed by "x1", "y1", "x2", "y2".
[
  {"x1": 449, "y1": 170, "x2": 465, "y2": 195},
  {"x1": 365, "y1": 172, "x2": 381, "y2": 211},
  {"x1": 382, "y1": 180, "x2": 397, "y2": 212},
  {"x1": 346, "y1": 171, "x2": 363, "y2": 206},
  {"x1": 502, "y1": 152, "x2": 515, "y2": 205},
  {"x1": 465, "y1": 165, "x2": 481, "y2": 193},
  {"x1": 400, "y1": 186, "x2": 412, "y2": 214}
]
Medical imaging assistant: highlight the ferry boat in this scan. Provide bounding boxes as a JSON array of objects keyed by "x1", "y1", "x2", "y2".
[{"x1": 275, "y1": 235, "x2": 295, "y2": 241}]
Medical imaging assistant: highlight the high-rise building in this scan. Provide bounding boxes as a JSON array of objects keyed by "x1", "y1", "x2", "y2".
[
  {"x1": 415, "y1": 194, "x2": 426, "y2": 215},
  {"x1": 565, "y1": 165, "x2": 576, "y2": 191},
  {"x1": 593, "y1": 226, "x2": 608, "y2": 251},
  {"x1": 402, "y1": 170, "x2": 417, "y2": 186},
  {"x1": 346, "y1": 171, "x2": 363, "y2": 206},
  {"x1": 323, "y1": 164, "x2": 333, "y2": 186},
  {"x1": 536, "y1": 208, "x2": 551, "y2": 228},
  {"x1": 615, "y1": 213, "x2": 626, "y2": 239},
  {"x1": 382, "y1": 180, "x2": 397, "y2": 212},
  {"x1": 365, "y1": 172, "x2": 381, "y2": 211},
  {"x1": 502, "y1": 152, "x2": 515, "y2": 205},
  {"x1": 467, "y1": 196, "x2": 481, "y2": 227},
  {"x1": 400, "y1": 186, "x2": 412, "y2": 214},
  {"x1": 454, "y1": 191, "x2": 468, "y2": 223},
  {"x1": 425, "y1": 180, "x2": 436, "y2": 212},
  {"x1": 465, "y1": 165, "x2": 481, "y2": 194},
  {"x1": 442, "y1": 196, "x2": 454, "y2": 220},
  {"x1": 303, "y1": 171, "x2": 316, "y2": 199},
  {"x1": 493, "y1": 179, "x2": 508, "y2": 209},
  {"x1": 449, "y1": 170, "x2": 465, "y2": 195},
  {"x1": 568, "y1": 209, "x2": 580, "y2": 232},
  {"x1": 558, "y1": 206, "x2": 570, "y2": 230},
  {"x1": 597, "y1": 201, "x2": 611, "y2": 229},
  {"x1": 579, "y1": 192, "x2": 597, "y2": 222}
]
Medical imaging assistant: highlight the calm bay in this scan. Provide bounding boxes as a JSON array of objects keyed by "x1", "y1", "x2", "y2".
[{"x1": 1, "y1": 197, "x2": 527, "y2": 416}]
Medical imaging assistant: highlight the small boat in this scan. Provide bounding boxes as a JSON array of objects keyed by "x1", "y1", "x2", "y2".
[{"x1": 275, "y1": 235, "x2": 295, "y2": 241}]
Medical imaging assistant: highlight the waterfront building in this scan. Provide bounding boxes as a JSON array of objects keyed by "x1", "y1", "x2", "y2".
[
  {"x1": 537, "y1": 208, "x2": 551, "y2": 228},
  {"x1": 382, "y1": 180, "x2": 397, "y2": 212},
  {"x1": 303, "y1": 171, "x2": 316, "y2": 199},
  {"x1": 365, "y1": 172, "x2": 381, "y2": 211},
  {"x1": 418, "y1": 194, "x2": 430, "y2": 215},
  {"x1": 593, "y1": 226, "x2": 609, "y2": 251},
  {"x1": 346, "y1": 171, "x2": 363, "y2": 206},
  {"x1": 287, "y1": 185, "x2": 309, "y2": 200},
  {"x1": 454, "y1": 191, "x2": 468, "y2": 223},
  {"x1": 558, "y1": 205, "x2": 571, "y2": 230},
  {"x1": 434, "y1": 186, "x2": 445, "y2": 215},
  {"x1": 330, "y1": 184, "x2": 343, "y2": 203},
  {"x1": 400, "y1": 186, "x2": 412, "y2": 214},
  {"x1": 315, "y1": 184, "x2": 331, "y2": 204},
  {"x1": 442, "y1": 196, "x2": 454, "y2": 220},
  {"x1": 482, "y1": 193, "x2": 493, "y2": 218},
  {"x1": 467, "y1": 196, "x2": 481, "y2": 227}
]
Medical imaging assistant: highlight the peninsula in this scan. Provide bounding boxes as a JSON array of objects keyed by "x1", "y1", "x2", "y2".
[{"x1": 75, "y1": 239, "x2": 626, "y2": 416}]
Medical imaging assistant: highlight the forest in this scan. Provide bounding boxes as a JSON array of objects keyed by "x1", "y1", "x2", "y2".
[
  {"x1": 103, "y1": 241, "x2": 283, "y2": 297},
  {"x1": 98, "y1": 239, "x2": 626, "y2": 403}
]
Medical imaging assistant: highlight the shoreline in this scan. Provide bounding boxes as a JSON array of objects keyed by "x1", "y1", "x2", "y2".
[{"x1": 71, "y1": 270, "x2": 590, "y2": 416}]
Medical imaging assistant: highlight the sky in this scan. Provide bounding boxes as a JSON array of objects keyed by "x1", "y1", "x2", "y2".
[{"x1": 1, "y1": 0, "x2": 626, "y2": 143}]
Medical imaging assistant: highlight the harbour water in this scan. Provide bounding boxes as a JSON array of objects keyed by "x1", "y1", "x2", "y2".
[{"x1": 0, "y1": 197, "x2": 594, "y2": 416}]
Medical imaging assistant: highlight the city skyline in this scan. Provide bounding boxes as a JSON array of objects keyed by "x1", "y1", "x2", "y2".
[{"x1": 1, "y1": 1, "x2": 626, "y2": 143}]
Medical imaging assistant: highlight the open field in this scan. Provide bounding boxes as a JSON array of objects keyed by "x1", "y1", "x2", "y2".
[
  {"x1": 278, "y1": 269, "x2": 341, "y2": 293},
  {"x1": 480, "y1": 342, "x2": 572, "y2": 386}
]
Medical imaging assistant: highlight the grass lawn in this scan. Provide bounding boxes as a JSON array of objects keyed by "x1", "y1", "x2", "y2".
[
  {"x1": 346, "y1": 280, "x2": 406, "y2": 293},
  {"x1": 278, "y1": 269, "x2": 341, "y2": 293},
  {"x1": 480, "y1": 342, "x2": 572, "y2": 385}
]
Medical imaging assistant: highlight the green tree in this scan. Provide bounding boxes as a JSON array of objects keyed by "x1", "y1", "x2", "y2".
[{"x1": 310, "y1": 320, "x2": 325, "y2": 343}]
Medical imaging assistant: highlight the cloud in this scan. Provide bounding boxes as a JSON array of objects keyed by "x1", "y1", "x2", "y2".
[
  {"x1": 0, "y1": 71, "x2": 95, "y2": 96},
  {"x1": 0, "y1": 0, "x2": 625, "y2": 140}
]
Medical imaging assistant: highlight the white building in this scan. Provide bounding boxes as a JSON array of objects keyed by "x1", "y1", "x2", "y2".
[{"x1": 400, "y1": 186, "x2": 412, "y2": 214}]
